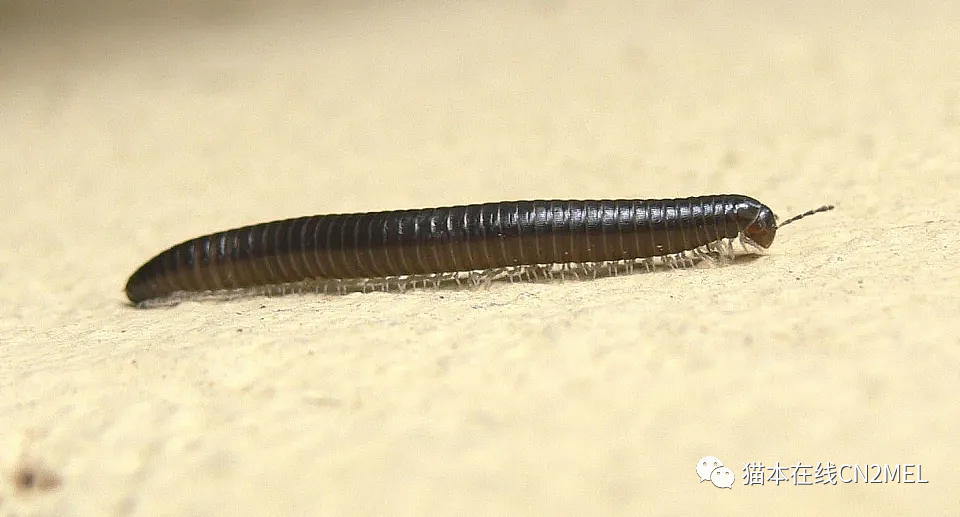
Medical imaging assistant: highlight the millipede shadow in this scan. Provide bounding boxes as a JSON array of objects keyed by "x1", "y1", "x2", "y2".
[{"x1": 722, "y1": 254, "x2": 762, "y2": 267}]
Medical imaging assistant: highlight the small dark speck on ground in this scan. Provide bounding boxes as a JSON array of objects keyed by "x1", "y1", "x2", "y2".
[{"x1": 11, "y1": 463, "x2": 61, "y2": 494}]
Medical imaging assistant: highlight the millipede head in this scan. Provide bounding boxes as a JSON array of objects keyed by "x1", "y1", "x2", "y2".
[
  {"x1": 739, "y1": 201, "x2": 835, "y2": 249},
  {"x1": 739, "y1": 203, "x2": 779, "y2": 248},
  {"x1": 743, "y1": 205, "x2": 834, "y2": 248}
]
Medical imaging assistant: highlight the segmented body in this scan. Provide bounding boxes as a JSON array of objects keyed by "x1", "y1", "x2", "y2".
[{"x1": 125, "y1": 195, "x2": 777, "y2": 305}]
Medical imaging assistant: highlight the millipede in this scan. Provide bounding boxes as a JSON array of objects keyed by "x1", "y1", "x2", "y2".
[{"x1": 124, "y1": 195, "x2": 834, "y2": 307}]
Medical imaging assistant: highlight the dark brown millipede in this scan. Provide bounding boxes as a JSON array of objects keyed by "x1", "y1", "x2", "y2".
[{"x1": 124, "y1": 195, "x2": 834, "y2": 306}]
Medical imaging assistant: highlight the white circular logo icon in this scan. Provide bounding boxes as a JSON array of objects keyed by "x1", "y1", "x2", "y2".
[
  {"x1": 696, "y1": 456, "x2": 723, "y2": 482},
  {"x1": 711, "y1": 466, "x2": 735, "y2": 488}
]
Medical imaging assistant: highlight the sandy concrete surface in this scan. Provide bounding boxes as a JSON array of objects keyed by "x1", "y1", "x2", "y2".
[{"x1": 2, "y1": 1, "x2": 959, "y2": 514}]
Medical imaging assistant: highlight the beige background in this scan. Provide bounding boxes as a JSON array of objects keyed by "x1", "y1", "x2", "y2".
[{"x1": 2, "y1": 1, "x2": 959, "y2": 514}]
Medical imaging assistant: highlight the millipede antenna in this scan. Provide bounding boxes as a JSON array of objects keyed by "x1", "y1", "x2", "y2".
[{"x1": 776, "y1": 205, "x2": 835, "y2": 229}]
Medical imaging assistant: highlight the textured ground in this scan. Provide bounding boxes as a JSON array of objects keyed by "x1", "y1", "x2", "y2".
[{"x1": 2, "y1": 1, "x2": 958, "y2": 514}]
